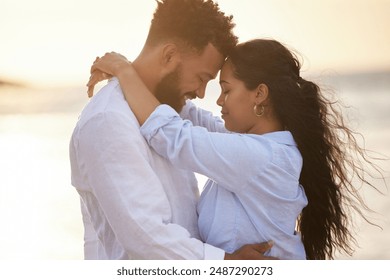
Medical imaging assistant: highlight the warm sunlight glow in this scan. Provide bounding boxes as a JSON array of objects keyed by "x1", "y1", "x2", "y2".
[
  {"x1": 1, "y1": 0, "x2": 389, "y2": 86},
  {"x1": 0, "y1": 114, "x2": 83, "y2": 259},
  {"x1": 0, "y1": 0, "x2": 389, "y2": 262}
]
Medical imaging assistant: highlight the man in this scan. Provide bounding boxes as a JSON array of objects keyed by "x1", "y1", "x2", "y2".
[{"x1": 70, "y1": 0, "x2": 273, "y2": 259}]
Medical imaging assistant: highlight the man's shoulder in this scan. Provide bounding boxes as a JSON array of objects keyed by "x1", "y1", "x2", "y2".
[{"x1": 77, "y1": 79, "x2": 137, "y2": 127}]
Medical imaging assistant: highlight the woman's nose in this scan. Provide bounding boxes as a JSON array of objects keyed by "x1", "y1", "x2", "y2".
[{"x1": 216, "y1": 93, "x2": 224, "y2": 107}]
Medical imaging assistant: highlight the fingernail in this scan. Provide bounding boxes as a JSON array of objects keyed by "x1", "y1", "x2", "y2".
[{"x1": 267, "y1": 240, "x2": 274, "y2": 247}]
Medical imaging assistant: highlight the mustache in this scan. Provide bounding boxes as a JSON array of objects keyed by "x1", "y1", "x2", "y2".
[{"x1": 185, "y1": 92, "x2": 197, "y2": 99}]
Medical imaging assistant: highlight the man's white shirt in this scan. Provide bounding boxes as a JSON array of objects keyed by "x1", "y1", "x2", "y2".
[{"x1": 69, "y1": 78, "x2": 224, "y2": 259}]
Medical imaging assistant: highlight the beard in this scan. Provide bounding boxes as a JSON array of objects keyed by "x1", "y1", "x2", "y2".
[{"x1": 154, "y1": 66, "x2": 185, "y2": 113}]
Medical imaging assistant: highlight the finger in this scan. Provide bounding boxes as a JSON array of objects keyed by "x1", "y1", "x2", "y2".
[
  {"x1": 262, "y1": 256, "x2": 279, "y2": 260},
  {"x1": 102, "y1": 72, "x2": 113, "y2": 80},
  {"x1": 86, "y1": 71, "x2": 113, "y2": 97},
  {"x1": 86, "y1": 72, "x2": 100, "y2": 97},
  {"x1": 253, "y1": 240, "x2": 274, "y2": 253},
  {"x1": 86, "y1": 73, "x2": 100, "y2": 90},
  {"x1": 246, "y1": 251, "x2": 277, "y2": 260},
  {"x1": 87, "y1": 78, "x2": 95, "y2": 98},
  {"x1": 87, "y1": 84, "x2": 95, "y2": 98},
  {"x1": 90, "y1": 61, "x2": 99, "y2": 74},
  {"x1": 88, "y1": 71, "x2": 111, "y2": 85},
  {"x1": 90, "y1": 56, "x2": 100, "y2": 74}
]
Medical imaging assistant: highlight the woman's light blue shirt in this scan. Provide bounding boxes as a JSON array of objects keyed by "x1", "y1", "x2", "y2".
[{"x1": 140, "y1": 102, "x2": 308, "y2": 259}]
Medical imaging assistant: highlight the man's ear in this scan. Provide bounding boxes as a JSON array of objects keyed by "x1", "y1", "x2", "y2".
[
  {"x1": 160, "y1": 43, "x2": 181, "y2": 71},
  {"x1": 254, "y1": 83, "x2": 269, "y2": 104}
]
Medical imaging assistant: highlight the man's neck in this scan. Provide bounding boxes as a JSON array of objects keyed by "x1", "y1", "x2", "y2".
[{"x1": 131, "y1": 49, "x2": 159, "y2": 96}]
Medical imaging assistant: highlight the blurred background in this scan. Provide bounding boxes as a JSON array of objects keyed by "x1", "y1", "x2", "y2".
[{"x1": 0, "y1": 0, "x2": 389, "y2": 259}]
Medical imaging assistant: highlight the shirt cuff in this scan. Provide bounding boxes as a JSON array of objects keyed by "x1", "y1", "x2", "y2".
[
  {"x1": 141, "y1": 104, "x2": 178, "y2": 141},
  {"x1": 204, "y1": 243, "x2": 225, "y2": 260},
  {"x1": 179, "y1": 100, "x2": 194, "y2": 119}
]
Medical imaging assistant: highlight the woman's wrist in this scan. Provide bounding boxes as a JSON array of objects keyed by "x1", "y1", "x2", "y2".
[{"x1": 115, "y1": 62, "x2": 135, "y2": 80}]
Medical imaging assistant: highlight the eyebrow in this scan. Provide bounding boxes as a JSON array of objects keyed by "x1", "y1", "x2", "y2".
[{"x1": 219, "y1": 80, "x2": 230, "y2": 84}]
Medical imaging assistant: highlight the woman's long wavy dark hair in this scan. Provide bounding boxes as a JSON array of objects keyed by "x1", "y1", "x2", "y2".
[{"x1": 228, "y1": 39, "x2": 384, "y2": 259}]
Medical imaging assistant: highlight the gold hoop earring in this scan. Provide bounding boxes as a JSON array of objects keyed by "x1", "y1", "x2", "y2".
[{"x1": 253, "y1": 104, "x2": 265, "y2": 117}]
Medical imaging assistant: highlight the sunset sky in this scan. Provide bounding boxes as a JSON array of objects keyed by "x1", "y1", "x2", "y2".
[
  {"x1": 1, "y1": 0, "x2": 389, "y2": 87},
  {"x1": 1, "y1": 1, "x2": 389, "y2": 262}
]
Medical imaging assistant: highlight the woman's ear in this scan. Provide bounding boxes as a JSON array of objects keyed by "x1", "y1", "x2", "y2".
[{"x1": 255, "y1": 83, "x2": 269, "y2": 104}]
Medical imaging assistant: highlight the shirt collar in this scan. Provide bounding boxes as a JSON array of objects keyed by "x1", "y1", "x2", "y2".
[{"x1": 261, "y1": 131, "x2": 297, "y2": 146}]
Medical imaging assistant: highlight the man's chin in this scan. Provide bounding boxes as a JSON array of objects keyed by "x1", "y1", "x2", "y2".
[
  {"x1": 172, "y1": 103, "x2": 184, "y2": 113},
  {"x1": 160, "y1": 100, "x2": 184, "y2": 114}
]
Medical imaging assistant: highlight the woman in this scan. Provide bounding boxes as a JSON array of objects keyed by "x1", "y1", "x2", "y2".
[{"x1": 87, "y1": 39, "x2": 380, "y2": 259}]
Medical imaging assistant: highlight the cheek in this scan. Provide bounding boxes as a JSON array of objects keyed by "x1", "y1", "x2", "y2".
[
  {"x1": 179, "y1": 69, "x2": 201, "y2": 90},
  {"x1": 228, "y1": 100, "x2": 254, "y2": 130},
  {"x1": 180, "y1": 79, "x2": 199, "y2": 93}
]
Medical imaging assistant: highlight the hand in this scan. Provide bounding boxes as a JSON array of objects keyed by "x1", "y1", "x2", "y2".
[
  {"x1": 87, "y1": 69, "x2": 112, "y2": 98},
  {"x1": 86, "y1": 52, "x2": 130, "y2": 97},
  {"x1": 224, "y1": 241, "x2": 278, "y2": 260}
]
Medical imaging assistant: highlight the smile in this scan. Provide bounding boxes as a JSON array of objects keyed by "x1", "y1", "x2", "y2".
[{"x1": 184, "y1": 93, "x2": 197, "y2": 100}]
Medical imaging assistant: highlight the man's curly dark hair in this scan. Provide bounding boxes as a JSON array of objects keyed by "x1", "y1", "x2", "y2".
[{"x1": 146, "y1": 0, "x2": 238, "y2": 57}]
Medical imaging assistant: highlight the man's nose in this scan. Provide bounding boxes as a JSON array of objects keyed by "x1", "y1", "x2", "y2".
[{"x1": 196, "y1": 86, "x2": 206, "y2": 99}]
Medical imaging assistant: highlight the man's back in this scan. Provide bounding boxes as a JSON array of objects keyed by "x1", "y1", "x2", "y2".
[{"x1": 69, "y1": 79, "x2": 202, "y2": 259}]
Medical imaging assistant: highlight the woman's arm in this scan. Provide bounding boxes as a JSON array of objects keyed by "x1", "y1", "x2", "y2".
[
  {"x1": 88, "y1": 52, "x2": 227, "y2": 133},
  {"x1": 88, "y1": 52, "x2": 160, "y2": 125},
  {"x1": 88, "y1": 53, "x2": 270, "y2": 192},
  {"x1": 140, "y1": 105, "x2": 272, "y2": 193},
  {"x1": 181, "y1": 101, "x2": 228, "y2": 133}
]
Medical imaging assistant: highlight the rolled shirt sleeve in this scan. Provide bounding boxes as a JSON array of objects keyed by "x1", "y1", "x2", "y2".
[
  {"x1": 140, "y1": 104, "x2": 307, "y2": 260},
  {"x1": 141, "y1": 105, "x2": 272, "y2": 194}
]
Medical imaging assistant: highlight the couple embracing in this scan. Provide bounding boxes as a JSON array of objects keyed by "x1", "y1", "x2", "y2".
[{"x1": 70, "y1": 0, "x2": 376, "y2": 260}]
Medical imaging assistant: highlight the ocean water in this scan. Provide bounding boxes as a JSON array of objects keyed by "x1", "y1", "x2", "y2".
[{"x1": 0, "y1": 71, "x2": 389, "y2": 259}]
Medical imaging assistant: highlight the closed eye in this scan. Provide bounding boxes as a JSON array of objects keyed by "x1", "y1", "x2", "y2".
[{"x1": 199, "y1": 75, "x2": 210, "y2": 84}]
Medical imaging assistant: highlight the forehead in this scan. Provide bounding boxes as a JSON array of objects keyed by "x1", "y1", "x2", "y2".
[
  {"x1": 181, "y1": 43, "x2": 225, "y2": 77},
  {"x1": 220, "y1": 59, "x2": 235, "y2": 80}
]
